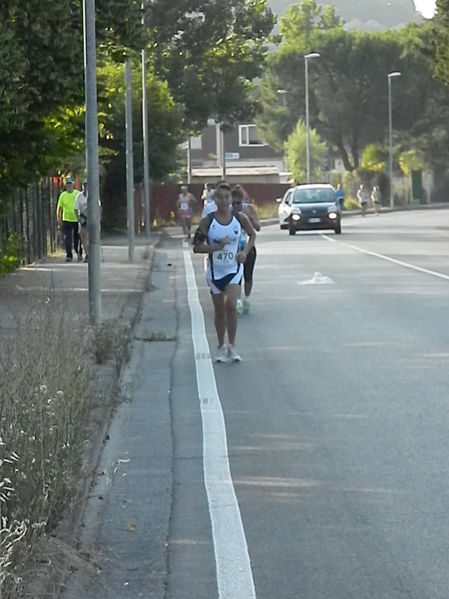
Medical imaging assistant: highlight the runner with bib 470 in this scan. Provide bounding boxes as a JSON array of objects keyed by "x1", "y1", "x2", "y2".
[{"x1": 192, "y1": 183, "x2": 256, "y2": 363}]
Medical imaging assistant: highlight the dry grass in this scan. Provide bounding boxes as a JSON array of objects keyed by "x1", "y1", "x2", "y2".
[
  {"x1": 0, "y1": 290, "x2": 92, "y2": 597},
  {"x1": 91, "y1": 320, "x2": 131, "y2": 367}
]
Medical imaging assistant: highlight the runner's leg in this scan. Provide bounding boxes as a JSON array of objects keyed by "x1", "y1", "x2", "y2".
[
  {"x1": 224, "y1": 284, "x2": 241, "y2": 345},
  {"x1": 63, "y1": 221, "x2": 73, "y2": 259},
  {"x1": 211, "y1": 293, "x2": 226, "y2": 347},
  {"x1": 243, "y1": 247, "x2": 256, "y2": 298}
]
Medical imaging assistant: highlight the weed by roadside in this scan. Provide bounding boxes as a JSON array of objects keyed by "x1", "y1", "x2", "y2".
[
  {"x1": 91, "y1": 320, "x2": 131, "y2": 369},
  {"x1": 0, "y1": 291, "x2": 91, "y2": 597}
]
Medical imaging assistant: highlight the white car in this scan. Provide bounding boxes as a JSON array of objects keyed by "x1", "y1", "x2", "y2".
[{"x1": 277, "y1": 183, "x2": 341, "y2": 235}]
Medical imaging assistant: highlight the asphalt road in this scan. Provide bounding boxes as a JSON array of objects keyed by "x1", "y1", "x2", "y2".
[{"x1": 64, "y1": 208, "x2": 449, "y2": 598}]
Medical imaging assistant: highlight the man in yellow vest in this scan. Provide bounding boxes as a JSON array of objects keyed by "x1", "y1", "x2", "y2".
[{"x1": 57, "y1": 176, "x2": 81, "y2": 262}]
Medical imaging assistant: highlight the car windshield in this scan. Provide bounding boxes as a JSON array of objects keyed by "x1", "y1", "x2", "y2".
[{"x1": 292, "y1": 188, "x2": 336, "y2": 204}]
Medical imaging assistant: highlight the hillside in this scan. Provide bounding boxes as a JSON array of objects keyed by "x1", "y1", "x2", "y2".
[{"x1": 268, "y1": 0, "x2": 421, "y2": 31}]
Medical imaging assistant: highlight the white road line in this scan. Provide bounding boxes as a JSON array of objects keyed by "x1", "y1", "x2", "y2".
[
  {"x1": 183, "y1": 248, "x2": 256, "y2": 599},
  {"x1": 323, "y1": 234, "x2": 449, "y2": 281}
]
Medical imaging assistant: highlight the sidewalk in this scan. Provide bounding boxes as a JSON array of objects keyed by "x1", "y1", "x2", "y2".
[{"x1": 0, "y1": 234, "x2": 158, "y2": 331}]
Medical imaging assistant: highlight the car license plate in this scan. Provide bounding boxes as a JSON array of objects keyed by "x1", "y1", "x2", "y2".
[{"x1": 309, "y1": 217, "x2": 321, "y2": 223}]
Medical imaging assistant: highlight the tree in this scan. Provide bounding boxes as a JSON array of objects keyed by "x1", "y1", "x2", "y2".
[
  {"x1": 432, "y1": 0, "x2": 449, "y2": 85},
  {"x1": 256, "y1": 0, "x2": 342, "y2": 154},
  {"x1": 146, "y1": 0, "x2": 275, "y2": 130},
  {"x1": 257, "y1": 2, "x2": 447, "y2": 174},
  {"x1": 93, "y1": 58, "x2": 185, "y2": 228},
  {"x1": 0, "y1": 1, "x2": 83, "y2": 197},
  {"x1": 285, "y1": 119, "x2": 327, "y2": 182},
  {"x1": 0, "y1": 0, "x2": 146, "y2": 201},
  {"x1": 278, "y1": 0, "x2": 342, "y2": 54}
]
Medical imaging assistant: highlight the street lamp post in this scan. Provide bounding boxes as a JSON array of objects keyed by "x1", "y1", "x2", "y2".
[
  {"x1": 388, "y1": 71, "x2": 401, "y2": 208},
  {"x1": 141, "y1": 2, "x2": 150, "y2": 237},
  {"x1": 277, "y1": 88, "x2": 287, "y2": 108},
  {"x1": 277, "y1": 89, "x2": 288, "y2": 174},
  {"x1": 304, "y1": 53, "x2": 320, "y2": 184}
]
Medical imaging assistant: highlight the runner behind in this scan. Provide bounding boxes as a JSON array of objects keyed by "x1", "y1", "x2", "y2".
[
  {"x1": 177, "y1": 185, "x2": 196, "y2": 239},
  {"x1": 192, "y1": 183, "x2": 256, "y2": 362},
  {"x1": 231, "y1": 185, "x2": 261, "y2": 314}
]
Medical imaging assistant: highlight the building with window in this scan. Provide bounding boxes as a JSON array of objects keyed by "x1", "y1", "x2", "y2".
[{"x1": 188, "y1": 121, "x2": 286, "y2": 184}]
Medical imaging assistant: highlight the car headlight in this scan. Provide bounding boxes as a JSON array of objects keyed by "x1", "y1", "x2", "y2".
[
  {"x1": 292, "y1": 214, "x2": 301, "y2": 221},
  {"x1": 328, "y1": 211, "x2": 337, "y2": 220}
]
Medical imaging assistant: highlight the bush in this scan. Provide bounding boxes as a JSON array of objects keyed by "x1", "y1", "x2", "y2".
[
  {"x1": 343, "y1": 197, "x2": 361, "y2": 210},
  {"x1": 0, "y1": 234, "x2": 22, "y2": 275}
]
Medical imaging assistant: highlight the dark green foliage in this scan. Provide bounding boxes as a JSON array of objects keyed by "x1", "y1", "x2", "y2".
[
  {"x1": 0, "y1": 0, "x2": 147, "y2": 202},
  {"x1": 0, "y1": 1, "x2": 84, "y2": 195},
  {"x1": 0, "y1": 0, "x2": 275, "y2": 211},
  {"x1": 432, "y1": 0, "x2": 449, "y2": 85},
  {"x1": 257, "y1": 1, "x2": 449, "y2": 174},
  {"x1": 0, "y1": 233, "x2": 21, "y2": 275},
  {"x1": 147, "y1": 0, "x2": 276, "y2": 129}
]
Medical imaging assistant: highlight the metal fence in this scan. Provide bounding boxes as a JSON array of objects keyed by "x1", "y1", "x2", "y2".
[{"x1": 0, "y1": 178, "x2": 61, "y2": 266}]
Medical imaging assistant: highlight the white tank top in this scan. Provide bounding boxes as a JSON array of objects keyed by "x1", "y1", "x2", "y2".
[{"x1": 207, "y1": 214, "x2": 242, "y2": 281}]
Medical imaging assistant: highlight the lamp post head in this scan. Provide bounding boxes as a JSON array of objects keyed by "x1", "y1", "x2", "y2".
[
  {"x1": 388, "y1": 71, "x2": 401, "y2": 79},
  {"x1": 277, "y1": 89, "x2": 287, "y2": 95},
  {"x1": 305, "y1": 52, "x2": 320, "y2": 60}
]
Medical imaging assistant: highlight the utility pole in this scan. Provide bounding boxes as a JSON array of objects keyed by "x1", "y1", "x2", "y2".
[
  {"x1": 304, "y1": 52, "x2": 320, "y2": 184},
  {"x1": 141, "y1": 2, "x2": 150, "y2": 236},
  {"x1": 388, "y1": 71, "x2": 401, "y2": 208},
  {"x1": 187, "y1": 137, "x2": 192, "y2": 184},
  {"x1": 83, "y1": 0, "x2": 101, "y2": 325},
  {"x1": 221, "y1": 127, "x2": 226, "y2": 179},
  {"x1": 125, "y1": 61, "x2": 135, "y2": 263}
]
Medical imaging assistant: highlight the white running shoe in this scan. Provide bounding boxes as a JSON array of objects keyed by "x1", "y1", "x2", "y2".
[
  {"x1": 215, "y1": 345, "x2": 228, "y2": 363},
  {"x1": 228, "y1": 345, "x2": 241, "y2": 362},
  {"x1": 242, "y1": 298, "x2": 250, "y2": 314},
  {"x1": 236, "y1": 299, "x2": 243, "y2": 315}
]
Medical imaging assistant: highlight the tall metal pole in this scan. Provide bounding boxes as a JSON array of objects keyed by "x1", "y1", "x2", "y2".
[
  {"x1": 277, "y1": 89, "x2": 288, "y2": 174},
  {"x1": 305, "y1": 58, "x2": 310, "y2": 184},
  {"x1": 83, "y1": 0, "x2": 102, "y2": 325},
  {"x1": 187, "y1": 137, "x2": 192, "y2": 184},
  {"x1": 304, "y1": 53, "x2": 320, "y2": 184},
  {"x1": 125, "y1": 61, "x2": 135, "y2": 263},
  {"x1": 388, "y1": 71, "x2": 401, "y2": 209},
  {"x1": 141, "y1": 2, "x2": 150, "y2": 237},
  {"x1": 221, "y1": 128, "x2": 226, "y2": 179}
]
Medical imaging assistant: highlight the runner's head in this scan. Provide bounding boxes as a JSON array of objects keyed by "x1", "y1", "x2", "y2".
[
  {"x1": 231, "y1": 186, "x2": 244, "y2": 212},
  {"x1": 214, "y1": 183, "x2": 231, "y2": 213}
]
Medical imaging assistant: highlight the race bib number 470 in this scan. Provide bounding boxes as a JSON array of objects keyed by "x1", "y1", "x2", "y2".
[{"x1": 215, "y1": 249, "x2": 234, "y2": 263}]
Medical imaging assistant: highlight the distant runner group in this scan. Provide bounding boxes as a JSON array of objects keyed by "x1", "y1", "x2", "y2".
[
  {"x1": 57, "y1": 176, "x2": 101, "y2": 263},
  {"x1": 191, "y1": 180, "x2": 260, "y2": 363}
]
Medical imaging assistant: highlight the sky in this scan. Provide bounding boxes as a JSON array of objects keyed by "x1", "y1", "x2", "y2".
[{"x1": 414, "y1": 0, "x2": 436, "y2": 18}]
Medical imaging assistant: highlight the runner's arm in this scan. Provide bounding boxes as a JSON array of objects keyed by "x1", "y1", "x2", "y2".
[
  {"x1": 56, "y1": 197, "x2": 63, "y2": 225},
  {"x1": 246, "y1": 204, "x2": 260, "y2": 231},
  {"x1": 237, "y1": 213, "x2": 256, "y2": 261},
  {"x1": 192, "y1": 217, "x2": 228, "y2": 254}
]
